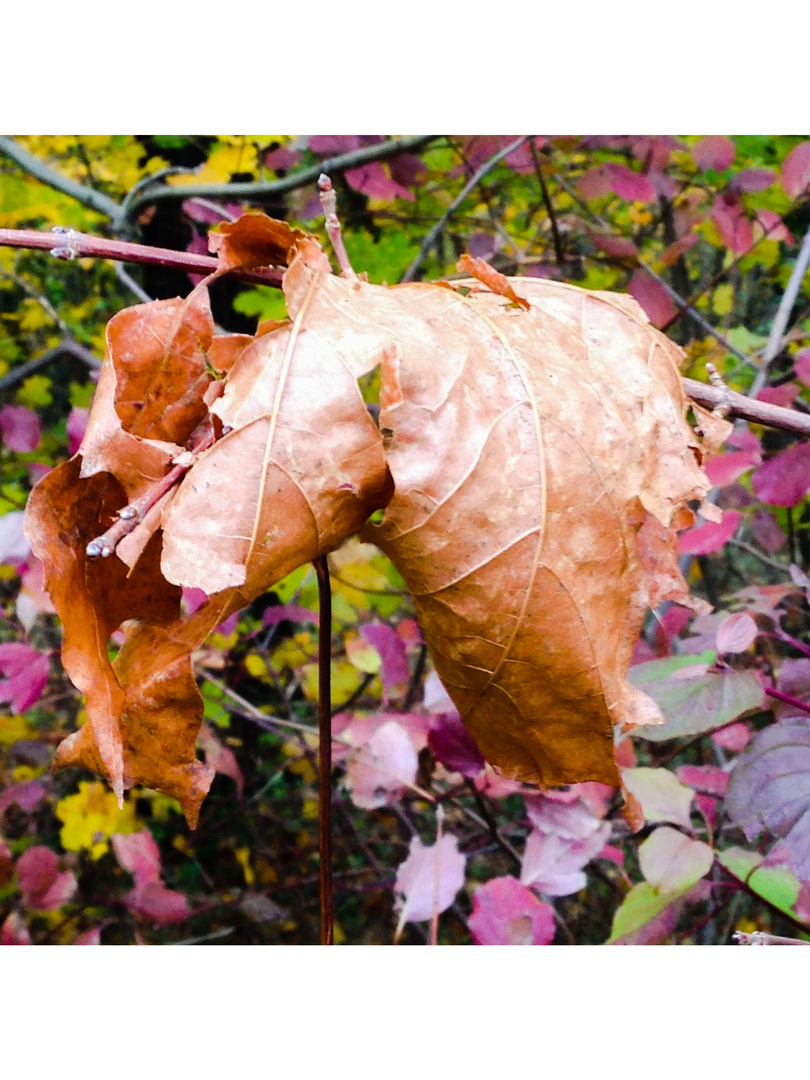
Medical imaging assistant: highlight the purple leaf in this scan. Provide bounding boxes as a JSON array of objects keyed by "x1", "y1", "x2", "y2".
[
  {"x1": 0, "y1": 643, "x2": 49, "y2": 712},
  {"x1": 712, "y1": 196, "x2": 753, "y2": 254},
  {"x1": 394, "y1": 833, "x2": 466, "y2": 929},
  {"x1": 428, "y1": 712, "x2": 485, "y2": 778},
  {"x1": 692, "y1": 136, "x2": 735, "y2": 172},
  {"x1": 16, "y1": 846, "x2": 77, "y2": 910},
  {"x1": 752, "y1": 509, "x2": 786, "y2": 553},
  {"x1": 578, "y1": 165, "x2": 612, "y2": 200},
  {"x1": 729, "y1": 168, "x2": 777, "y2": 193},
  {"x1": 704, "y1": 450, "x2": 760, "y2": 487},
  {"x1": 262, "y1": 604, "x2": 318, "y2": 626},
  {"x1": 360, "y1": 622, "x2": 409, "y2": 699},
  {"x1": 0, "y1": 510, "x2": 30, "y2": 565},
  {"x1": 67, "y1": 407, "x2": 89, "y2": 456},
  {"x1": 756, "y1": 383, "x2": 799, "y2": 408},
  {"x1": 678, "y1": 510, "x2": 741, "y2": 555},
  {"x1": 727, "y1": 719, "x2": 810, "y2": 877},
  {"x1": 752, "y1": 443, "x2": 810, "y2": 507},
  {"x1": 0, "y1": 779, "x2": 46, "y2": 816},
  {"x1": 308, "y1": 135, "x2": 365, "y2": 155},
  {"x1": 781, "y1": 141, "x2": 810, "y2": 200},
  {"x1": 0, "y1": 405, "x2": 41, "y2": 452},
  {"x1": 628, "y1": 270, "x2": 677, "y2": 326},
  {"x1": 345, "y1": 162, "x2": 414, "y2": 202},
  {"x1": 794, "y1": 348, "x2": 810, "y2": 386},
  {"x1": 124, "y1": 882, "x2": 192, "y2": 926},
  {"x1": 468, "y1": 876, "x2": 555, "y2": 945}
]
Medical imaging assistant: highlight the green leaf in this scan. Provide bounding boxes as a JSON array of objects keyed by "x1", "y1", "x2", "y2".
[
  {"x1": 718, "y1": 846, "x2": 802, "y2": 919},
  {"x1": 639, "y1": 826, "x2": 714, "y2": 893},
  {"x1": 606, "y1": 882, "x2": 689, "y2": 944},
  {"x1": 233, "y1": 286, "x2": 288, "y2": 323},
  {"x1": 621, "y1": 767, "x2": 694, "y2": 829}
]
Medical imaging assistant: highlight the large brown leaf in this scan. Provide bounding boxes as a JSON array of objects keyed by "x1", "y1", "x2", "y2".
[{"x1": 25, "y1": 210, "x2": 718, "y2": 817}]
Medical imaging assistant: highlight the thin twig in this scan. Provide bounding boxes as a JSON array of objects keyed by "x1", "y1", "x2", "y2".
[
  {"x1": 115, "y1": 262, "x2": 153, "y2": 303},
  {"x1": 734, "y1": 930, "x2": 810, "y2": 945},
  {"x1": 0, "y1": 135, "x2": 121, "y2": 218},
  {"x1": 529, "y1": 140, "x2": 564, "y2": 266},
  {"x1": 764, "y1": 686, "x2": 810, "y2": 716},
  {"x1": 0, "y1": 338, "x2": 100, "y2": 394},
  {"x1": 198, "y1": 673, "x2": 319, "y2": 737},
  {"x1": 314, "y1": 554, "x2": 334, "y2": 946},
  {"x1": 430, "y1": 805, "x2": 445, "y2": 946},
  {"x1": 749, "y1": 225, "x2": 810, "y2": 398},
  {"x1": 683, "y1": 376, "x2": 810, "y2": 437},
  {"x1": 120, "y1": 136, "x2": 439, "y2": 228},
  {"x1": 401, "y1": 136, "x2": 530, "y2": 283},
  {"x1": 318, "y1": 174, "x2": 356, "y2": 278}
]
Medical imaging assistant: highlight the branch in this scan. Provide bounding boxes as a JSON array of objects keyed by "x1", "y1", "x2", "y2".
[
  {"x1": 734, "y1": 931, "x2": 810, "y2": 945},
  {"x1": 118, "y1": 136, "x2": 439, "y2": 228},
  {"x1": 401, "y1": 136, "x2": 530, "y2": 283},
  {"x1": 0, "y1": 135, "x2": 120, "y2": 219},
  {"x1": 0, "y1": 227, "x2": 283, "y2": 287},
  {"x1": 749, "y1": 224, "x2": 810, "y2": 397},
  {"x1": 0, "y1": 338, "x2": 100, "y2": 394},
  {"x1": 314, "y1": 554, "x2": 334, "y2": 946},
  {"x1": 683, "y1": 376, "x2": 810, "y2": 437}
]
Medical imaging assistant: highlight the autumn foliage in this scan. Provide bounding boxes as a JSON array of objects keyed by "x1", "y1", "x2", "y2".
[{"x1": 3, "y1": 135, "x2": 810, "y2": 946}]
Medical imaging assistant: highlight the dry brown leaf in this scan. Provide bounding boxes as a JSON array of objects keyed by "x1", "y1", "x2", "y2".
[
  {"x1": 25, "y1": 210, "x2": 718, "y2": 817},
  {"x1": 456, "y1": 254, "x2": 531, "y2": 310}
]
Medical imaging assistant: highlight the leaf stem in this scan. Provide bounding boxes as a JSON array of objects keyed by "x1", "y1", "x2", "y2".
[{"x1": 314, "y1": 554, "x2": 335, "y2": 946}]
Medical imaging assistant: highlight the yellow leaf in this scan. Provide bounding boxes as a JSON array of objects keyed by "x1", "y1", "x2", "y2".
[
  {"x1": 234, "y1": 846, "x2": 255, "y2": 885},
  {"x1": 713, "y1": 283, "x2": 734, "y2": 316},
  {"x1": 0, "y1": 715, "x2": 31, "y2": 746},
  {"x1": 244, "y1": 654, "x2": 269, "y2": 678},
  {"x1": 56, "y1": 781, "x2": 140, "y2": 860}
]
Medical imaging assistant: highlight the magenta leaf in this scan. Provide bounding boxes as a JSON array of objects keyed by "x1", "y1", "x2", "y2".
[
  {"x1": 468, "y1": 876, "x2": 555, "y2": 945},
  {"x1": 712, "y1": 196, "x2": 753, "y2": 254},
  {"x1": 0, "y1": 405, "x2": 41, "y2": 452},
  {"x1": 704, "y1": 450, "x2": 760, "y2": 487},
  {"x1": 752, "y1": 443, "x2": 810, "y2": 507},
  {"x1": 394, "y1": 833, "x2": 466, "y2": 929},
  {"x1": 678, "y1": 510, "x2": 741, "y2": 555},
  {"x1": 628, "y1": 270, "x2": 677, "y2": 326},
  {"x1": 751, "y1": 509, "x2": 786, "y2": 554},
  {"x1": 0, "y1": 643, "x2": 50, "y2": 712},
  {"x1": 308, "y1": 135, "x2": 365, "y2": 155},
  {"x1": 781, "y1": 141, "x2": 810, "y2": 199},
  {"x1": 0, "y1": 779, "x2": 46, "y2": 816},
  {"x1": 66, "y1": 407, "x2": 89, "y2": 456},
  {"x1": 428, "y1": 712, "x2": 485, "y2": 778},
  {"x1": 605, "y1": 162, "x2": 656, "y2": 203},
  {"x1": 692, "y1": 136, "x2": 735, "y2": 172},
  {"x1": 360, "y1": 622, "x2": 409, "y2": 699},
  {"x1": 345, "y1": 162, "x2": 414, "y2": 202},
  {"x1": 712, "y1": 721, "x2": 751, "y2": 752},
  {"x1": 677, "y1": 764, "x2": 730, "y2": 797},
  {"x1": 716, "y1": 612, "x2": 758, "y2": 654},
  {"x1": 262, "y1": 604, "x2": 318, "y2": 626},
  {"x1": 727, "y1": 719, "x2": 810, "y2": 878},
  {"x1": 756, "y1": 383, "x2": 799, "y2": 407},
  {"x1": 112, "y1": 830, "x2": 161, "y2": 887},
  {"x1": 124, "y1": 882, "x2": 192, "y2": 926},
  {"x1": 1, "y1": 912, "x2": 31, "y2": 945},
  {"x1": 628, "y1": 652, "x2": 763, "y2": 741},
  {"x1": 794, "y1": 348, "x2": 810, "y2": 386},
  {"x1": 16, "y1": 846, "x2": 77, "y2": 910},
  {"x1": 754, "y1": 209, "x2": 793, "y2": 245},
  {"x1": 590, "y1": 233, "x2": 639, "y2": 259}
]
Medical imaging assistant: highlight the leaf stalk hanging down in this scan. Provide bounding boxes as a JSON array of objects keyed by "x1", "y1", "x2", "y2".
[{"x1": 315, "y1": 555, "x2": 334, "y2": 946}]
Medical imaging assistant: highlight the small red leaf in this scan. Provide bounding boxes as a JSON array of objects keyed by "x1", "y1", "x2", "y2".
[
  {"x1": 678, "y1": 510, "x2": 741, "y2": 555},
  {"x1": 428, "y1": 712, "x2": 486, "y2": 778},
  {"x1": 692, "y1": 136, "x2": 735, "y2": 172},
  {"x1": 605, "y1": 163, "x2": 656, "y2": 203},
  {"x1": 468, "y1": 876, "x2": 555, "y2": 945},
  {"x1": 628, "y1": 271, "x2": 677, "y2": 326},
  {"x1": 752, "y1": 444, "x2": 810, "y2": 507},
  {"x1": 704, "y1": 450, "x2": 760, "y2": 487},
  {"x1": 712, "y1": 196, "x2": 753, "y2": 254},
  {"x1": 0, "y1": 406, "x2": 41, "y2": 452},
  {"x1": 16, "y1": 846, "x2": 77, "y2": 910},
  {"x1": 794, "y1": 348, "x2": 810, "y2": 386},
  {"x1": 729, "y1": 168, "x2": 777, "y2": 193}
]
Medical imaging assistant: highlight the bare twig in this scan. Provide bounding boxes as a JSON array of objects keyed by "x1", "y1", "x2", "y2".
[
  {"x1": 734, "y1": 931, "x2": 810, "y2": 945},
  {"x1": 114, "y1": 262, "x2": 152, "y2": 303},
  {"x1": 683, "y1": 376, "x2": 810, "y2": 437},
  {"x1": 120, "y1": 136, "x2": 439, "y2": 228},
  {"x1": 0, "y1": 227, "x2": 283, "y2": 287},
  {"x1": 430, "y1": 804, "x2": 445, "y2": 946},
  {"x1": 529, "y1": 140, "x2": 564, "y2": 267},
  {"x1": 314, "y1": 554, "x2": 334, "y2": 946},
  {"x1": 198, "y1": 673, "x2": 319, "y2": 738},
  {"x1": 401, "y1": 136, "x2": 530, "y2": 283},
  {"x1": 0, "y1": 135, "x2": 120, "y2": 218},
  {"x1": 318, "y1": 174, "x2": 356, "y2": 278},
  {"x1": 749, "y1": 225, "x2": 810, "y2": 398},
  {"x1": 0, "y1": 338, "x2": 100, "y2": 394}
]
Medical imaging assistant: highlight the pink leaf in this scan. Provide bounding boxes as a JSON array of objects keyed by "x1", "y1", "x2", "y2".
[
  {"x1": 0, "y1": 643, "x2": 50, "y2": 712},
  {"x1": 712, "y1": 196, "x2": 753, "y2": 254},
  {"x1": 752, "y1": 444, "x2": 810, "y2": 507},
  {"x1": 345, "y1": 162, "x2": 414, "y2": 202},
  {"x1": 590, "y1": 233, "x2": 639, "y2": 259},
  {"x1": 525, "y1": 795, "x2": 606, "y2": 841},
  {"x1": 74, "y1": 926, "x2": 102, "y2": 945},
  {"x1": 520, "y1": 824, "x2": 610, "y2": 896},
  {"x1": 756, "y1": 383, "x2": 799, "y2": 408},
  {"x1": 577, "y1": 165, "x2": 612, "y2": 200},
  {"x1": 0, "y1": 779, "x2": 46, "y2": 816},
  {"x1": 712, "y1": 721, "x2": 751, "y2": 752},
  {"x1": 468, "y1": 876, "x2": 555, "y2": 945},
  {"x1": 781, "y1": 141, "x2": 810, "y2": 199},
  {"x1": 753, "y1": 209, "x2": 794, "y2": 245},
  {"x1": 262, "y1": 604, "x2": 318, "y2": 626},
  {"x1": 1, "y1": 912, "x2": 31, "y2": 945},
  {"x1": 308, "y1": 135, "x2": 364, "y2": 155},
  {"x1": 692, "y1": 136, "x2": 736, "y2": 172},
  {"x1": 428, "y1": 712, "x2": 485, "y2": 778},
  {"x1": 704, "y1": 449, "x2": 760, "y2": 487},
  {"x1": 67, "y1": 407, "x2": 89, "y2": 456},
  {"x1": 422, "y1": 669, "x2": 455, "y2": 714},
  {"x1": 473, "y1": 764, "x2": 525, "y2": 799},
  {"x1": 111, "y1": 830, "x2": 161, "y2": 887},
  {"x1": 729, "y1": 168, "x2": 777, "y2": 193},
  {"x1": 0, "y1": 405, "x2": 41, "y2": 452},
  {"x1": 16, "y1": 846, "x2": 77, "y2": 910},
  {"x1": 198, "y1": 722, "x2": 244, "y2": 799},
  {"x1": 360, "y1": 622, "x2": 409, "y2": 699},
  {"x1": 628, "y1": 270, "x2": 677, "y2": 326},
  {"x1": 794, "y1": 348, "x2": 810, "y2": 386},
  {"x1": 716, "y1": 612, "x2": 758, "y2": 654},
  {"x1": 0, "y1": 510, "x2": 30, "y2": 565},
  {"x1": 751, "y1": 509, "x2": 786, "y2": 554},
  {"x1": 695, "y1": 792, "x2": 717, "y2": 831},
  {"x1": 344, "y1": 719, "x2": 419, "y2": 809},
  {"x1": 605, "y1": 162, "x2": 656, "y2": 203},
  {"x1": 394, "y1": 833, "x2": 466, "y2": 927},
  {"x1": 677, "y1": 764, "x2": 730, "y2": 797},
  {"x1": 124, "y1": 882, "x2": 192, "y2": 926},
  {"x1": 678, "y1": 510, "x2": 741, "y2": 555}
]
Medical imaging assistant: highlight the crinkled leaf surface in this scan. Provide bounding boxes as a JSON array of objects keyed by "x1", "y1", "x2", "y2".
[
  {"x1": 25, "y1": 210, "x2": 719, "y2": 818},
  {"x1": 726, "y1": 720, "x2": 810, "y2": 878},
  {"x1": 628, "y1": 652, "x2": 763, "y2": 741}
]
